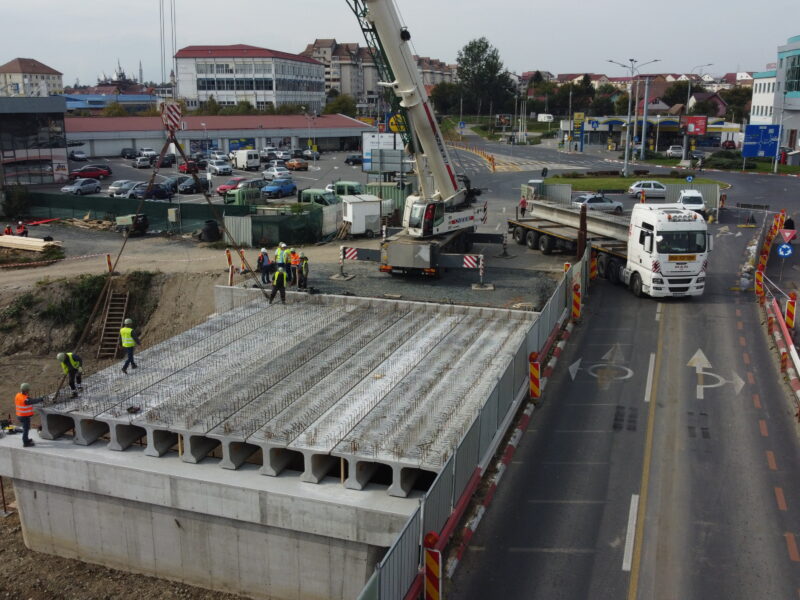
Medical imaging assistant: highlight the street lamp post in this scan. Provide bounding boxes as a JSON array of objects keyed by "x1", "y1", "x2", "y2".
[
  {"x1": 684, "y1": 63, "x2": 713, "y2": 160},
  {"x1": 200, "y1": 122, "x2": 207, "y2": 151},
  {"x1": 608, "y1": 58, "x2": 659, "y2": 177},
  {"x1": 655, "y1": 114, "x2": 661, "y2": 153},
  {"x1": 774, "y1": 90, "x2": 787, "y2": 174}
]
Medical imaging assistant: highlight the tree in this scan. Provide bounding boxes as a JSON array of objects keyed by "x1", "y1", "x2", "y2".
[
  {"x1": 429, "y1": 82, "x2": 461, "y2": 114},
  {"x1": 614, "y1": 92, "x2": 629, "y2": 115},
  {"x1": 579, "y1": 74, "x2": 595, "y2": 98},
  {"x1": 276, "y1": 103, "x2": 305, "y2": 115},
  {"x1": 719, "y1": 86, "x2": 751, "y2": 122},
  {"x1": 596, "y1": 84, "x2": 617, "y2": 97},
  {"x1": 689, "y1": 99, "x2": 717, "y2": 116},
  {"x1": 101, "y1": 102, "x2": 128, "y2": 117},
  {"x1": 196, "y1": 95, "x2": 220, "y2": 115},
  {"x1": 589, "y1": 95, "x2": 614, "y2": 116},
  {"x1": 531, "y1": 71, "x2": 544, "y2": 86},
  {"x1": 322, "y1": 94, "x2": 357, "y2": 117},
  {"x1": 327, "y1": 88, "x2": 340, "y2": 99},
  {"x1": 456, "y1": 37, "x2": 514, "y2": 115},
  {"x1": 662, "y1": 81, "x2": 706, "y2": 109}
]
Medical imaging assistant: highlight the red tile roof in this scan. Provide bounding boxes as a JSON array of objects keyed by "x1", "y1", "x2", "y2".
[
  {"x1": 175, "y1": 45, "x2": 321, "y2": 65},
  {"x1": 65, "y1": 114, "x2": 372, "y2": 133},
  {"x1": 0, "y1": 57, "x2": 61, "y2": 75}
]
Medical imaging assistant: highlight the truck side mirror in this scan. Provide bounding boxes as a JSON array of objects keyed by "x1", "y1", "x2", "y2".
[
  {"x1": 644, "y1": 234, "x2": 653, "y2": 253},
  {"x1": 708, "y1": 234, "x2": 714, "y2": 252}
]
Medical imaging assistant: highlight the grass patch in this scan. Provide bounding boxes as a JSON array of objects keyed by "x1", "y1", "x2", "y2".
[
  {"x1": 38, "y1": 274, "x2": 107, "y2": 337},
  {"x1": 0, "y1": 246, "x2": 65, "y2": 267},
  {"x1": 545, "y1": 175, "x2": 724, "y2": 192},
  {"x1": 0, "y1": 293, "x2": 36, "y2": 332}
]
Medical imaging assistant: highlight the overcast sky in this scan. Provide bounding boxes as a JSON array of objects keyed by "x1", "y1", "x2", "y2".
[{"x1": 5, "y1": 0, "x2": 799, "y2": 86}]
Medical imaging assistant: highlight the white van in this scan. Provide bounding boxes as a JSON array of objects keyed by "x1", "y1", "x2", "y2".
[
  {"x1": 537, "y1": 114, "x2": 554, "y2": 123},
  {"x1": 231, "y1": 150, "x2": 260, "y2": 171},
  {"x1": 676, "y1": 189, "x2": 706, "y2": 217}
]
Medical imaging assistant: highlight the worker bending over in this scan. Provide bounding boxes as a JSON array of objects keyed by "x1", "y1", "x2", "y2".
[
  {"x1": 15, "y1": 383, "x2": 44, "y2": 447},
  {"x1": 16, "y1": 221, "x2": 28, "y2": 237},
  {"x1": 269, "y1": 267, "x2": 287, "y2": 304},
  {"x1": 119, "y1": 318, "x2": 140, "y2": 374},
  {"x1": 3, "y1": 224, "x2": 12, "y2": 235},
  {"x1": 57, "y1": 351, "x2": 83, "y2": 398}
]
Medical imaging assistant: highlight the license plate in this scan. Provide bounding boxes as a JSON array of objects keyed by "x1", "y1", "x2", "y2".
[{"x1": 669, "y1": 255, "x2": 696, "y2": 262}]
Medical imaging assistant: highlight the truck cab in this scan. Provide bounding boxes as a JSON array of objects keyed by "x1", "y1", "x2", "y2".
[
  {"x1": 299, "y1": 188, "x2": 340, "y2": 207},
  {"x1": 326, "y1": 181, "x2": 364, "y2": 196}
]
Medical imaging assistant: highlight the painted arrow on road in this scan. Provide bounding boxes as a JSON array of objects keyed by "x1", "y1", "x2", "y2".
[{"x1": 687, "y1": 348, "x2": 746, "y2": 399}]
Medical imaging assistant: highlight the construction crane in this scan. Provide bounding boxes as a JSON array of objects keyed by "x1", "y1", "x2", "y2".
[{"x1": 344, "y1": 0, "x2": 500, "y2": 275}]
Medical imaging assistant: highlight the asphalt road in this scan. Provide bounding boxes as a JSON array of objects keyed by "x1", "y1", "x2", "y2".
[{"x1": 450, "y1": 204, "x2": 800, "y2": 598}]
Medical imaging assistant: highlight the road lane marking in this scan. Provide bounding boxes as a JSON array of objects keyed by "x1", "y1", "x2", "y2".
[
  {"x1": 528, "y1": 499, "x2": 607, "y2": 504},
  {"x1": 743, "y1": 352, "x2": 751, "y2": 365},
  {"x1": 626, "y1": 299, "x2": 665, "y2": 599},
  {"x1": 622, "y1": 494, "x2": 639, "y2": 571},
  {"x1": 759, "y1": 420, "x2": 769, "y2": 437},
  {"x1": 736, "y1": 309, "x2": 742, "y2": 317},
  {"x1": 541, "y1": 461, "x2": 609, "y2": 465},
  {"x1": 753, "y1": 394, "x2": 762, "y2": 409},
  {"x1": 739, "y1": 336, "x2": 747, "y2": 347},
  {"x1": 775, "y1": 487, "x2": 788, "y2": 511},
  {"x1": 655, "y1": 304, "x2": 663, "y2": 322},
  {"x1": 767, "y1": 451, "x2": 777, "y2": 470},
  {"x1": 737, "y1": 321, "x2": 744, "y2": 330},
  {"x1": 555, "y1": 430, "x2": 611, "y2": 433},
  {"x1": 785, "y1": 533, "x2": 800, "y2": 562},
  {"x1": 748, "y1": 372, "x2": 756, "y2": 385},
  {"x1": 508, "y1": 547, "x2": 595, "y2": 554},
  {"x1": 644, "y1": 353, "x2": 656, "y2": 403}
]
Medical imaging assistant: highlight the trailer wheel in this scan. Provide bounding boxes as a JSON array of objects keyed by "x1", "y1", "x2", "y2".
[
  {"x1": 365, "y1": 229, "x2": 375, "y2": 239},
  {"x1": 538, "y1": 234, "x2": 554, "y2": 255},
  {"x1": 513, "y1": 226, "x2": 526, "y2": 244},
  {"x1": 525, "y1": 230, "x2": 539, "y2": 249},
  {"x1": 630, "y1": 273, "x2": 643, "y2": 297},
  {"x1": 597, "y1": 254, "x2": 608, "y2": 278},
  {"x1": 607, "y1": 259, "x2": 620, "y2": 284}
]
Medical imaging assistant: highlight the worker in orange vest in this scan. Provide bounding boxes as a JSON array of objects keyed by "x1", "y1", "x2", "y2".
[
  {"x1": 15, "y1": 383, "x2": 44, "y2": 447},
  {"x1": 3, "y1": 224, "x2": 12, "y2": 236},
  {"x1": 16, "y1": 221, "x2": 28, "y2": 237},
  {"x1": 289, "y1": 248, "x2": 300, "y2": 286}
]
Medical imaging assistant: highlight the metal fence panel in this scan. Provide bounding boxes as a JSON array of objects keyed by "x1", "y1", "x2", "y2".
[
  {"x1": 479, "y1": 386, "x2": 499, "y2": 460},
  {"x1": 357, "y1": 570, "x2": 379, "y2": 600},
  {"x1": 378, "y1": 508, "x2": 422, "y2": 600},
  {"x1": 453, "y1": 417, "x2": 480, "y2": 501},
  {"x1": 423, "y1": 455, "x2": 455, "y2": 536},
  {"x1": 542, "y1": 184, "x2": 573, "y2": 205},
  {"x1": 526, "y1": 319, "x2": 541, "y2": 358},
  {"x1": 513, "y1": 342, "x2": 527, "y2": 393},
  {"x1": 223, "y1": 215, "x2": 252, "y2": 246},
  {"x1": 663, "y1": 183, "x2": 719, "y2": 209}
]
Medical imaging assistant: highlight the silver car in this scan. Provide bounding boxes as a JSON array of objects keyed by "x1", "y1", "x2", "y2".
[
  {"x1": 571, "y1": 194, "x2": 624, "y2": 215},
  {"x1": 207, "y1": 160, "x2": 232, "y2": 175},
  {"x1": 61, "y1": 178, "x2": 101, "y2": 195},
  {"x1": 627, "y1": 180, "x2": 667, "y2": 198},
  {"x1": 262, "y1": 166, "x2": 291, "y2": 181},
  {"x1": 107, "y1": 180, "x2": 132, "y2": 196},
  {"x1": 665, "y1": 145, "x2": 684, "y2": 158}
]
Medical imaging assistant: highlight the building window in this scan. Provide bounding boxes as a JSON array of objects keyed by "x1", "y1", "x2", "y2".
[
  {"x1": 787, "y1": 55, "x2": 800, "y2": 92},
  {"x1": 216, "y1": 63, "x2": 233, "y2": 75}
]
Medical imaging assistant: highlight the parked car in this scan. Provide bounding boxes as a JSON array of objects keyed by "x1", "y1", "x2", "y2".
[
  {"x1": 68, "y1": 165, "x2": 111, "y2": 180},
  {"x1": 163, "y1": 175, "x2": 192, "y2": 193},
  {"x1": 344, "y1": 153, "x2": 363, "y2": 165},
  {"x1": 120, "y1": 147, "x2": 138, "y2": 159},
  {"x1": 132, "y1": 156, "x2": 151, "y2": 169},
  {"x1": 178, "y1": 177, "x2": 211, "y2": 194},
  {"x1": 291, "y1": 148, "x2": 306, "y2": 159},
  {"x1": 108, "y1": 180, "x2": 133, "y2": 196},
  {"x1": 179, "y1": 160, "x2": 199, "y2": 174},
  {"x1": 61, "y1": 178, "x2": 101, "y2": 195},
  {"x1": 665, "y1": 145, "x2": 684, "y2": 158},
  {"x1": 129, "y1": 182, "x2": 173, "y2": 200},
  {"x1": 302, "y1": 149, "x2": 320, "y2": 160},
  {"x1": 571, "y1": 193, "x2": 624, "y2": 215},
  {"x1": 138, "y1": 148, "x2": 157, "y2": 158},
  {"x1": 260, "y1": 146, "x2": 278, "y2": 158},
  {"x1": 690, "y1": 149, "x2": 706, "y2": 160},
  {"x1": 274, "y1": 150, "x2": 291, "y2": 161},
  {"x1": 627, "y1": 180, "x2": 667, "y2": 198},
  {"x1": 86, "y1": 163, "x2": 112, "y2": 175},
  {"x1": 721, "y1": 140, "x2": 737, "y2": 150},
  {"x1": 266, "y1": 159, "x2": 286, "y2": 169},
  {"x1": 190, "y1": 152, "x2": 208, "y2": 162},
  {"x1": 216, "y1": 176, "x2": 248, "y2": 196},
  {"x1": 286, "y1": 158, "x2": 309, "y2": 171},
  {"x1": 112, "y1": 180, "x2": 140, "y2": 198},
  {"x1": 68, "y1": 150, "x2": 88, "y2": 161},
  {"x1": 151, "y1": 153, "x2": 176, "y2": 167},
  {"x1": 262, "y1": 166, "x2": 291, "y2": 181},
  {"x1": 207, "y1": 159, "x2": 232, "y2": 175},
  {"x1": 261, "y1": 177, "x2": 297, "y2": 199},
  {"x1": 209, "y1": 150, "x2": 229, "y2": 161}
]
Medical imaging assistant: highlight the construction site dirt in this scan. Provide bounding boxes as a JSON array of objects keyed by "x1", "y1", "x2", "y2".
[{"x1": 0, "y1": 222, "x2": 563, "y2": 599}]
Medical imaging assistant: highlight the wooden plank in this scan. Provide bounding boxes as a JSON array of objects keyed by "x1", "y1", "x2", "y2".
[{"x1": 0, "y1": 235, "x2": 63, "y2": 252}]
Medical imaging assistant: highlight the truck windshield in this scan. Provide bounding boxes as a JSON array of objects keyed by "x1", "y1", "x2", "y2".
[
  {"x1": 408, "y1": 204, "x2": 425, "y2": 229},
  {"x1": 322, "y1": 192, "x2": 340, "y2": 205},
  {"x1": 656, "y1": 231, "x2": 706, "y2": 253}
]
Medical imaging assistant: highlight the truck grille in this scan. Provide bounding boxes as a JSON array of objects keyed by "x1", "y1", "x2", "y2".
[
  {"x1": 668, "y1": 278, "x2": 692, "y2": 284},
  {"x1": 669, "y1": 286, "x2": 689, "y2": 293}
]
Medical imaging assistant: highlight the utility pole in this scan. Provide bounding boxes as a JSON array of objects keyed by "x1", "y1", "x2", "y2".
[
  {"x1": 568, "y1": 87, "x2": 573, "y2": 150},
  {"x1": 639, "y1": 76, "x2": 651, "y2": 160},
  {"x1": 774, "y1": 90, "x2": 787, "y2": 174}
]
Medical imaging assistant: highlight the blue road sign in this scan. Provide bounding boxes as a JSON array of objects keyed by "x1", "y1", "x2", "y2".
[
  {"x1": 778, "y1": 243, "x2": 793, "y2": 258},
  {"x1": 686, "y1": 175, "x2": 694, "y2": 183},
  {"x1": 742, "y1": 124, "x2": 780, "y2": 158},
  {"x1": 589, "y1": 120, "x2": 599, "y2": 130},
  {"x1": 458, "y1": 121, "x2": 465, "y2": 129}
]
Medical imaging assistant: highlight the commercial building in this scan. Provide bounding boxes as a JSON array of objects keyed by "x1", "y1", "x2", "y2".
[
  {"x1": 0, "y1": 57, "x2": 63, "y2": 96},
  {"x1": 750, "y1": 70, "x2": 777, "y2": 125},
  {"x1": 776, "y1": 35, "x2": 800, "y2": 150},
  {"x1": 175, "y1": 45, "x2": 325, "y2": 113},
  {"x1": 0, "y1": 96, "x2": 68, "y2": 185},
  {"x1": 64, "y1": 114, "x2": 373, "y2": 157}
]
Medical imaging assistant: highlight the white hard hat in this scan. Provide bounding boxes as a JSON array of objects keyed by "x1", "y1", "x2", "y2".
[
  {"x1": 261, "y1": 247, "x2": 268, "y2": 253},
  {"x1": 280, "y1": 242, "x2": 287, "y2": 248}
]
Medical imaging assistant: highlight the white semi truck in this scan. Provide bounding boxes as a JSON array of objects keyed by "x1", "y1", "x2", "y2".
[
  {"x1": 509, "y1": 193, "x2": 712, "y2": 298},
  {"x1": 342, "y1": 0, "x2": 502, "y2": 275}
]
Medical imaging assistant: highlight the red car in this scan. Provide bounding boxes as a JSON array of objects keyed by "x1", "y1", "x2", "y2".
[
  {"x1": 721, "y1": 140, "x2": 737, "y2": 150},
  {"x1": 216, "y1": 176, "x2": 247, "y2": 196},
  {"x1": 178, "y1": 161, "x2": 199, "y2": 174},
  {"x1": 68, "y1": 165, "x2": 111, "y2": 180}
]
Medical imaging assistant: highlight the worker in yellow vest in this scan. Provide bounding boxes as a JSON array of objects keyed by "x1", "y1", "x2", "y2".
[
  {"x1": 299, "y1": 252, "x2": 309, "y2": 290},
  {"x1": 56, "y1": 352, "x2": 83, "y2": 398},
  {"x1": 269, "y1": 267, "x2": 287, "y2": 304},
  {"x1": 15, "y1": 383, "x2": 44, "y2": 447},
  {"x1": 119, "y1": 318, "x2": 140, "y2": 374},
  {"x1": 274, "y1": 242, "x2": 288, "y2": 273}
]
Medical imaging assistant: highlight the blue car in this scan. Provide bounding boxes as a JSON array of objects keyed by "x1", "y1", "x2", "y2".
[{"x1": 261, "y1": 177, "x2": 297, "y2": 199}]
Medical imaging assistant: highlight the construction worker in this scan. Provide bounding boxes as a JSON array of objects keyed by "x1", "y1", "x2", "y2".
[
  {"x1": 119, "y1": 318, "x2": 140, "y2": 374},
  {"x1": 289, "y1": 248, "x2": 300, "y2": 285},
  {"x1": 269, "y1": 267, "x2": 287, "y2": 304},
  {"x1": 256, "y1": 247, "x2": 272, "y2": 284},
  {"x1": 274, "y1": 242, "x2": 287, "y2": 273},
  {"x1": 15, "y1": 383, "x2": 44, "y2": 447},
  {"x1": 16, "y1": 221, "x2": 28, "y2": 237},
  {"x1": 299, "y1": 252, "x2": 309, "y2": 290},
  {"x1": 57, "y1": 352, "x2": 83, "y2": 398},
  {"x1": 3, "y1": 224, "x2": 12, "y2": 236}
]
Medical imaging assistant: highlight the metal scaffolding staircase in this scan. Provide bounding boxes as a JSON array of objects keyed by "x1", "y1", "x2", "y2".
[{"x1": 96, "y1": 291, "x2": 129, "y2": 359}]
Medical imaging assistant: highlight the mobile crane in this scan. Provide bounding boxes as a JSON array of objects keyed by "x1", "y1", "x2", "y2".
[{"x1": 343, "y1": 0, "x2": 502, "y2": 275}]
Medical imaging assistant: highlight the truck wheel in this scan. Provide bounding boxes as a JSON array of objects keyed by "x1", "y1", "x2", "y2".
[
  {"x1": 614, "y1": 206, "x2": 623, "y2": 215},
  {"x1": 365, "y1": 229, "x2": 375, "y2": 239},
  {"x1": 538, "y1": 234, "x2": 553, "y2": 255},
  {"x1": 526, "y1": 230, "x2": 539, "y2": 249},
  {"x1": 596, "y1": 254, "x2": 608, "y2": 278},
  {"x1": 513, "y1": 226, "x2": 526, "y2": 245},
  {"x1": 630, "y1": 273, "x2": 643, "y2": 297},
  {"x1": 608, "y1": 260, "x2": 620, "y2": 284}
]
